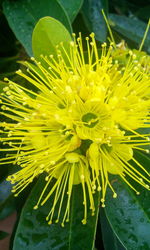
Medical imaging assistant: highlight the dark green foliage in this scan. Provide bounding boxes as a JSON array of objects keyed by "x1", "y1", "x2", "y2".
[
  {"x1": 13, "y1": 176, "x2": 100, "y2": 250},
  {"x1": 0, "y1": 1, "x2": 150, "y2": 249}
]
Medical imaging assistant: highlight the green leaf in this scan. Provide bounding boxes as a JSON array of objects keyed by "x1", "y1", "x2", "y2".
[
  {"x1": 81, "y1": 0, "x2": 108, "y2": 42},
  {"x1": 104, "y1": 151, "x2": 150, "y2": 250},
  {"x1": 0, "y1": 195, "x2": 15, "y2": 221},
  {"x1": 3, "y1": 0, "x2": 72, "y2": 56},
  {"x1": 13, "y1": 175, "x2": 100, "y2": 250},
  {"x1": 58, "y1": 0, "x2": 83, "y2": 22},
  {"x1": 0, "y1": 180, "x2": 15, "y2": 220},
  {"x1": 135, "y1": 6, "x2": 150, "y2": 22},
  {"x1": 100, "y1": 208, "x2": 126, "y2": 250},
  {"x1": 0, "y1": 180, "x2": 12, "y2": 204},
  {"x1": 0, "y1": 164, "x2": 27, "y2": 220},
  {"x1": 32, "y1": 16, "x2": 72, "y2": 61},
  {"x1": 109, "y1": 14, "x2": 150, "y2": 53},
  {"x1": 136, "y1": 127, "x2": 150, "y2": 151},
  {"x1": 0, "y1": 231, "x2": 9, "y2": 240}
]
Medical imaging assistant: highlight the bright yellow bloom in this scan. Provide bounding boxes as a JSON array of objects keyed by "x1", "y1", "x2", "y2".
[{"x1": 0, "y1": 33, "x2": 150, "y2": 226}]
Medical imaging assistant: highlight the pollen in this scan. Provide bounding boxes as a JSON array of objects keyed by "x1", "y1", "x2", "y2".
[{"x1": 0, "y1": 32, "x2": 150, "y2": 226}]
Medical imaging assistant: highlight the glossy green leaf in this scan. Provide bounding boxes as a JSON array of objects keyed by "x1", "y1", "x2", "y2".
[
  {"x1": 100, "y1": 208, "x2": 126, "y2": 250},
  {"x1": 136, "y1": 127, "x2": 150, "y2": 151},
  {"x1": 32, "y1": 16, "x2": 72, "y2": 61},
  {"x1": 0, "y1": 180, "x2": 15, "y2": 220},
  {"x1": 13, "y1": 175, "x2": 100, "y2": 250},
  {"x1": 3, "y1": 0, "x2": 72, "y2": 56},
  {"x1": 109, "y1": 14, "x2": 150, "y2": 53},
  {"x1": 81, "y1": 0, "x2": 108, "y2": 42},
  {"x1": 0, "y1": 180, "x2": 12, "y2": 204},
  {"x1": 0, "y1": 163, "x2": 28, "y2": 220},
  {"x1": 104, "y1": 151, "x2": 150, "y2": 250},
  {"x1": 0, "y1": 195, "x2": 15, "y2": 221},
  {"x1": 58, "y1": 0, "x2": 83, "y2": 22},
  {"x1": 135, "y1": 6, "x2": 150, "y2": 22}
]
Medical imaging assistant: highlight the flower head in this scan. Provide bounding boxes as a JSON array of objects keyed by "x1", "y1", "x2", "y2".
[{"x1": 0, "y1": 33, "x2": 150, "y2": 226}]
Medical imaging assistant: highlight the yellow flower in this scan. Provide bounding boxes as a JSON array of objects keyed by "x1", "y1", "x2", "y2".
[{"x1": 0, "y1": 33, "x2": 150, "y2": 226}]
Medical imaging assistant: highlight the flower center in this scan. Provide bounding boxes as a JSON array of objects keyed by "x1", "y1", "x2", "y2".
[
  {"x1": 65, "y1": 152, "x2": 80, "y2": 163},
  {"x1": 82, "y1": 112, "x2": 99, "y2": 128}
]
